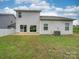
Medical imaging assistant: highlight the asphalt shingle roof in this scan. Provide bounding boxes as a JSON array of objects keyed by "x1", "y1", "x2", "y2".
[{"x1": 40, "y1": 16, "x2": 75, "y2": 21}]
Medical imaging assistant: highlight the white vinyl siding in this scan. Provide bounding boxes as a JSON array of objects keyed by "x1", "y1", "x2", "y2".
[
  {"x1": 40, "y1": 21, "x2": 73, "y2": 35},
  {"x1": 16, "y1": 11, "x2": 40, "y2": 33}
]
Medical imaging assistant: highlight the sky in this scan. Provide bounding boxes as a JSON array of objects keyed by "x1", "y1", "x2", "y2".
[{"x1": 0, "y1": 0, "x2": 79, "y2": 25}]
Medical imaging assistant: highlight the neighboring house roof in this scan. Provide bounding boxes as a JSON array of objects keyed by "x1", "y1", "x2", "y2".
[
  {"x1": 0, "y1": 14, "x2": 16, "y2": 19},
  {"x1": 15, "y1": 9, "x2": 41, "y2": 12},
  {"x1": 40, "y1": 16, "x2": 75, "y2": 21}
]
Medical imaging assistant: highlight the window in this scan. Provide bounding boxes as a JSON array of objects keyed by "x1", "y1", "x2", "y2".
[
  {"x1": 65, "y1": 23, "x2": 69, "y2": 31},
  {"x1": 18, "y1": 12, "x2": 22, "y2": 18},
  {"x1": 20, "y1": 25, "x2": 23, "y2": 32},
  {"x1": 24, "y1": 25, "x2": 27, "y2": 32},
  {"x1": 44, "y1": 24, "x2": 48, "y2": 30},
  {"x1": 20, "y1": 25, "x2": 27, "y2": 32},
  {"x1": 30, "y1": 25, "x2": 36, "y2": 32}
]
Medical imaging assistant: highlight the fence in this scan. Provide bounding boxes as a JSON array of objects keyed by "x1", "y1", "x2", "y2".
[{"x1": 0, "y1": 28, "x2": 16, "y2": 36}]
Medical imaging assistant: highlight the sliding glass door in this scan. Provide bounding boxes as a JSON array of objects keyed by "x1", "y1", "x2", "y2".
[{"x1": 20, "y1": 25, "x2": 27, "y2": 32}]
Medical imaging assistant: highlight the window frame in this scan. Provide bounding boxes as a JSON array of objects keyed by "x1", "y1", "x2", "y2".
[
  {"x1": 44, "y1": 24, "x2": 48, "y2": 31},
  {"x1": 18, "y1": 12, "x2": 22, "y2": 18},
  {"x1": 20, "y1": 25, "x2": 23, "y2": 32},
  {"x1": 20, "y1": 25, "x2": 27, "y2": 32},
  {"x1": 65, "y1": 23, "x2": 69, "y2": 31},
  {"x1": 24, "y1": 25, "x2": 27, "y2": 32},
  {"x1": 30, "y1": 25, "x2": 37, "y2": 32}
]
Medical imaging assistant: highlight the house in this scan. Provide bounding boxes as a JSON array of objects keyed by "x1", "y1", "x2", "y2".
[
  {"x1": 0, "y1": 14, "x2": 16, "y2": 36},
  {"x1": 0, "y1": 9, "x2": 75, "y2": 36},
  {"x1": 0, "y1": 14, "x2": 16, "y2": 29},
  {"x1": 15, "y1": 9, "x2": 74, "y2": 35}
]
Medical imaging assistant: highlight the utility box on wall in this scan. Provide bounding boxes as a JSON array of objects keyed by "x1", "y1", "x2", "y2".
[{"x1": 54, "y1": 31, "x2": 61, "y2": 36}]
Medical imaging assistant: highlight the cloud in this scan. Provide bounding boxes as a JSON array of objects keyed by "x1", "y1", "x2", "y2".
[
  {"x1": 4, "y1": 7, "x2": 16, "y2": 15},
  {"x1": 64, "y1": 6, "x2": 79, "y2": 13},
  {"x1": 40, "y1": 11, "x2": 59, "y2": 16},
  {"x1": 1, "y1": 3, "x2": 79, "y2": 18},
  {"x1": 62, "y1": 6, "x2": 79, "y2": 19},
  {"x1": 15, "y1": 0, "x2": 51, "y2": 10},
  {"x1": 73, "y1": 20, "x2": 79, "y2": 25},
  {"x1": 63, "y1": 13, "x2": 77, "y2": 17},
  {"x1": 15, "y1": 0, "x2": 79, "y2": 19},
  {"x1": 14, "y1": 6, "x2": 28, "y2": 10},
  {"x1": 49, "y1": 6, "x2": 79, "y2": 19},
  {"x1": 29, "y1": 1, "x2": 51, "y2": 10},
  {"x1": 16, "y1": 0, "x2": 42, "y2": 4},
  {"x1": 0, "y1": 7, "x2": 16, "y2": 16}
]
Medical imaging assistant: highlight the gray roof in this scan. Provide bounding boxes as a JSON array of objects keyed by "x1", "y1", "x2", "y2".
[
  {"x1": 0, "y1": 14, "x2": 16, "y2": 19},
  {"x1": 15, "y1": 9, "x2": 41, "y2": 12},
  {"x1": 40, "y1": 16, "x2": 75, "y2": 21}
]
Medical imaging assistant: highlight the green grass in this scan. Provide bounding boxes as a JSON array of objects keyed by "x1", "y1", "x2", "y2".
[
  {"x1": 0, "y1": 34, "x2": 79, "y2": 59},
  {"x1": 73, "y1": 26, "x2": 79, "y2": 33}
]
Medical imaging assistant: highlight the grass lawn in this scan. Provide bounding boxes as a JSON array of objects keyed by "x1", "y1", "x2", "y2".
[
  {"x1": 73, "y1": 26, "x2": 79, "y2": 33},
  {"x1": 0, "y1": 34, "x2": 79, "y2": 59}
]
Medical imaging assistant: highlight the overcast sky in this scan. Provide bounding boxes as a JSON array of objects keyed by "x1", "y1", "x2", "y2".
[{"x1": 0, "y1": 0, "x2": 79, "y2": 25}]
